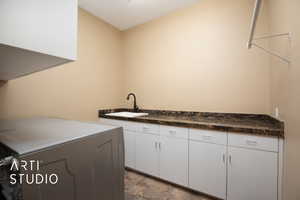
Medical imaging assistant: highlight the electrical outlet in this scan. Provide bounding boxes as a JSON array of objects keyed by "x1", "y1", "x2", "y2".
[{"x1": 275, "y1": 107, "x2": 280, "y2": 118}]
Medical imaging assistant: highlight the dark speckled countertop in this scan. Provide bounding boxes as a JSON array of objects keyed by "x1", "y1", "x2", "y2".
[{"x1": 98, "y1": 108, "x2": 284, "y2": 138}]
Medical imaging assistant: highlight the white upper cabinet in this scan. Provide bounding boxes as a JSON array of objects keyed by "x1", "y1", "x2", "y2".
[{"x1": 0, "y1": 0, "x2": 77, "y2": 80}]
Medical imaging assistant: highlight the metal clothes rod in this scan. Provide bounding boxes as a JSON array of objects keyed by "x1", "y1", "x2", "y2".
[
  {"x1": 252, "y1": 43, "x2": 291, "y2": 63},
  {"x1": 253, "y1": 32, "x2": 291, "y2": 41},
  {"x1": 247, "y1": 0, "x2": 262, "y2": 49},
  {"x1": 247, "y1": 0, "x2": 291, "y2": 63}
]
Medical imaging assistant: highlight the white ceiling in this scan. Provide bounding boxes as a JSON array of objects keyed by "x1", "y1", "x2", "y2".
[{"x1": 78, "y1": 0, "x2": 199, "y2": 30}]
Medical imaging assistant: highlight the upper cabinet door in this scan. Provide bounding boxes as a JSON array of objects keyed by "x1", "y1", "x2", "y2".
[
  {"x1": 227, "y1": 147, "x2": 278, "y2": 200},
  {"x1": 0, "y1": 0, "x2": 77, "y2": 60},
  {"x1": 0, "y1": 0, "x2": 77, "y2": 80}
]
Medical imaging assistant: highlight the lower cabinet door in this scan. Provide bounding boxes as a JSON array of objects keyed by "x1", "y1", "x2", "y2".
[
  {"x1": 135, "y1": 133, "x2": 160, "y2": 177},
  {"x1": 189, "y1": 141, "x2": 227, "y2": 199},
  {"x1": 227, "y1": 147, "x2": 278, "y2": 200},
  {"x1": 159, "y1": 136, "x2": 188, "y2": 186},
  {"x1": 124, "y1": 130, "x2": 136, "y2": 169}
]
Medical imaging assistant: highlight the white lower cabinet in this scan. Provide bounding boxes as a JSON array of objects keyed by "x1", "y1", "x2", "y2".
[
  {"x1": 135, "y1": 133, "x2": 160, "y2": 177},
  {"x1": 159, "y1": 136, "x2": 188, "y2": 186},
  {"x1": 189, "y1": 141, "x2": 227, "y2": 199},
  {"x1": 124, "y1": 130, "x2": 136, "y2": 169},
  {"x1": 100, "y1": 118, "x2": 280, "y2": 200},
  {"x1": 227, "y1": 147, "x2": 278, "y2": 200}
]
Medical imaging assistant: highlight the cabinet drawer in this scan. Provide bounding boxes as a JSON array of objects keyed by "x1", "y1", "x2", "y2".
[
  {"x1": 99, "y1": 118, "x2": 122, "y2": 127},
  {"x1": 228, "y1": 133, "x2": 278, "y2": 152},
  {"x1": 122, "y1": 121, "x2": 140, "y2": 132},
  {"x1": 136, "y1": 123, "x2": 160, "y2": 135},
  {"x1": 189, "y1": 129, "x2": 227, "y2": 145},
  {"x1": 100, "y1": 119, "x2": 139, "y2": 131},
  {"x1": 160, "y1": 125, "x2": 188, "y2": 139}
]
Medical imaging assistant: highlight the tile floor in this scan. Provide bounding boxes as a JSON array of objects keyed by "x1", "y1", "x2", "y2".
[{"x1": 125, "y1": 170, "x2": 215, "y2": 200}]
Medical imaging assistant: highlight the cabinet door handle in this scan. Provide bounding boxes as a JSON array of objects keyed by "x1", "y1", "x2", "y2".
[
  {"x1": 155, "y1": 142, "x2": 158, "y2": 149},
  {"x1": 222, "y1": 154, "x2": 226, "y2": 163},
  {"x1": 202, "y1": 135, "x2": 212, "y2": 140},
  {"x1": 246, "y1": 140, "x2": 258, "y2": 146},
  {"x1": 229, "y1": 155, "x2": 232, "y2": 164}
]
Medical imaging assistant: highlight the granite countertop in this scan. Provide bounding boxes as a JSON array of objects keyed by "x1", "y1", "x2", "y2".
[{"x1": 98, "y1": 108, "x2": 284, "y2": 138}]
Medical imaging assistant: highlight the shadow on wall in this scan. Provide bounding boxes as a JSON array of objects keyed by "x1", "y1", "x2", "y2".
[{"x1": 0, "y1": 81, "x2": 7, "y2": 87}]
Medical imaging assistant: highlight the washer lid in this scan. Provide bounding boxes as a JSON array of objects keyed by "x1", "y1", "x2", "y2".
[{"x1": 0, "y1": 118, "x2": 119, "y2": 155}]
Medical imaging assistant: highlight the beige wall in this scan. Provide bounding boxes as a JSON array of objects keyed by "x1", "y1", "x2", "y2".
[
  {"x1": 0, "y1": 0, "x2": 273, "y2": 121},
  {"x1": 1, "y1": 1, "x2": 299, "y2": 199},
  {"x1": 123, "y1": 0, "x2": 271, "y2": 114},
  {"x1": 268, "y1": 0, "x2": 300, "y2": 199},
  {"x1": 0, "y1": 9, "x2": 124, "y2": 121}
]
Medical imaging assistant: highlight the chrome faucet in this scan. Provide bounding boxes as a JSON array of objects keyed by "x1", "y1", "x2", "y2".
[{"x1": 126, "y1": 93, "x2": 139, "y2": 112}]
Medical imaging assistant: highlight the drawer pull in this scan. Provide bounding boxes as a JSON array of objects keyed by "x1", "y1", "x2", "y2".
[
  {"x1": 143, "y1": 127, "x2": 149, "y2": 131},
  {"x1": 246, "y1": 140, "x2": 258, "y2": 146},
  {"x1": 202, "y1": 135, "x2": 212, "y2": 140},
  {"x1": 168, "y1": 130, "x2": 177, "y2": 135}
]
